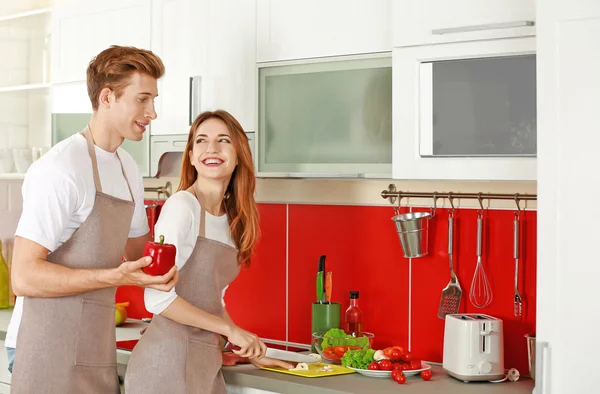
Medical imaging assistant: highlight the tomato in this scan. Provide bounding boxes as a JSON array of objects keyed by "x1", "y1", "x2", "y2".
[
  {"x1": 378, "y1": 359, "x2": 392, "y2": 371},
  {"x1": 421, "y1": 370, "x2": 432, "y2": 381},
  {"x1": 393, "y1": 373, "x2": 407, "y2": 384},
  {"x1": 400, "y1": 352, "x2": 413, "y2": 363},
  {"x1": 400, "y1": 363, "x2": 410, "y2": 371},
  {"x1": 383, "y1": 345, "x2": 404, "y2": 358},
  {"x1": 323, "y1": 347, "x2": 341, "y2": 361},
  {"x1": 389, "y1": 348, "x2": 403, "y2": 361},
  {"x1": 410, "y1": 360, "x2": 422, "y2": 370},
  {"x1": 392, "y1": 364, "x2": 404, "y2": 371},
  {"x1": 333, "y1": 346, "x2": 348, "y2": 357},
  {"x1": 368, "y1": 362, "x2": 380, "y2": 370},
  {"x1": 391, "y1": 369, "x2": 403, "y2": 380}
]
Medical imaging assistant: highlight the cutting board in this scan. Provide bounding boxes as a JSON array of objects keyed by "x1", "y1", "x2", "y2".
[{"x1": 260, "y1": 363, "x2": 356, "y2": 378}]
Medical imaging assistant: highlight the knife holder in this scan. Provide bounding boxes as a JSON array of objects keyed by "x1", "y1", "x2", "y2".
[{"x1": 311, "y1": 302, "x2": 341, "y2": 352}]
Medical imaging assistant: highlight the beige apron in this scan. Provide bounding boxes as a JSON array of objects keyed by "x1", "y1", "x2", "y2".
[
  {"x1": 124, "y1": 202, "x2": 240, "y2": 394},
  {"x1": 11, "y1": 127, "x2": 135, "y2": 394}
]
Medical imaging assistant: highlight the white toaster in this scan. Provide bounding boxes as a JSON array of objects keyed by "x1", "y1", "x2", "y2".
[{"x1": 442, "y1": 313, "x2": 505, "y2": 382}]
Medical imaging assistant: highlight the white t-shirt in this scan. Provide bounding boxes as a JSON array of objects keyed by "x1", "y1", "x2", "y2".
[
  {"x1": 144, "y1": 191, "x2": 235, "y2": 315},
  {"x1": 5, "y1": 133, "x2": 149, "y2": 349}
]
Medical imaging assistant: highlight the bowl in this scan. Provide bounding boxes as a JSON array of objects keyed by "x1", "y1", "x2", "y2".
[{"x1": 312, "y1": 330, "x2": 375, "y2": 364}]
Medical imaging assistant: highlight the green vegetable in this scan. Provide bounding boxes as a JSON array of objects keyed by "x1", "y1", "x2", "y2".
[
  {"x1": 320, "y1": 328, "x2": 370, "y2": 350},
  {"x1": 341, "y1": 349, "x2": 376, "y2": 369}
]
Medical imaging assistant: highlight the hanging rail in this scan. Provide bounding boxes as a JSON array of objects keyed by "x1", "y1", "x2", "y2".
[
  {"x1": 144, "y1": 181, "x2": 172, "y2": 199},
  {"x1": 381, "y1": 184, "x2": 536, "y2": 211}
]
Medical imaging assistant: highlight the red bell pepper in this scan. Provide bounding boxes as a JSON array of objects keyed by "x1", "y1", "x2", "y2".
[{"x1": 142, "y1": 235, "x2": 176, "y2": 276}]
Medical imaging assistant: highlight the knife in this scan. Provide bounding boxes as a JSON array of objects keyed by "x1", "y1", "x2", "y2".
[
  {"x1": 225, "y1": 342, "x2": 318, "y2": 363},
  {"x1": 317, "y1": 255, "x2": 326, "y2": 304}
]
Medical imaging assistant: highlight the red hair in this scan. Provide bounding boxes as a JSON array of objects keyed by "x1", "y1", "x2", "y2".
[
  {"x1": 86, "y1": 45, "x2": 165, "y2": 111},
  {"x1": 178, "y1": 110, "x2": 259, "y2": 267}
]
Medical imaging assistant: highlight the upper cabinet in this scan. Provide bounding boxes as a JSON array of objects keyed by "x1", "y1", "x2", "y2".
[
  {"x1": 256, "y1": 0, "x2": 391, "y2": 62},
  {"x1": 392, "y1": 0, "x2": 536, "y2": 47},
  {"x1": 51, "y1": 0, "x2": 152, "y2": 83},
  {"x1": 150, "y1": 0, "x2": 256, "y2": 135},
  {"x1": 392, "y1": 37, "x2": 537, "y2": 181}
]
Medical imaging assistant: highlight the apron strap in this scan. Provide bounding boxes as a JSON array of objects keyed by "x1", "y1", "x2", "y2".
[
  {"x1": 115, "y1": 151, "x2": 135, "y2": 202},
  {"x1": 82, "y1": 126, "x2": 103, "y2": 193},
  {"x1": 199, "y1": 206, "x2": 206, "y2": 238}
]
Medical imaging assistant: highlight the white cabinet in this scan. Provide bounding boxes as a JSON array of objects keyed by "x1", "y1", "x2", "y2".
[
  {"x1": 51, "y1": 0, "x2": 152, "y2": 83},
  {"x1": 392, "y1": 37, "x2": 536, "y2": 181},
  {"x1": 256, "y1": 0, "x2": 391, "y2": 62},
  {"x1": 537, "y1": 1, "x2": 600, "y2": 393},
  {"x1": 392, "y1": 0, "x2": 535, "y2": 47},
  {"x1": 150, "y1": 0, "x2": 256, "y2": 135}
]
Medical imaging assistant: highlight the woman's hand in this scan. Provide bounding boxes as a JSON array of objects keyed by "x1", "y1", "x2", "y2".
[
  {"x1": 226, "y1": 326, "x2": 266, "y2": 359},
  {"x1": 249, "y1": 356, "x2": 294, "y2": 370}
]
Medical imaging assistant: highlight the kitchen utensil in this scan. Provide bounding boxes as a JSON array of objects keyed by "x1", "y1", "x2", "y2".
[
  {"x1": 224, "y1": 342, "x2": 318, "y2": 364},
  {"x1": 442, "y1": 314, "x2": 505, "y2": 382},
  {"x1": 469, "y1": 211, "x2": 493, "y2": 308},
  {"x1": 513, "y1": 213, "x2": 523, "y2": 317},
  {"x1": 391, "y1": 211, "x2": 431, "y2": 258},
  {"x1": 325, "y1": 271, "x2": 332, "y2": 303},
  {"x1": 438, "y1": 211, "x2": 462, "y2": 319},
  {"x1": 525, "y1": 333, "x2": 536, "y2": 380},
  {"x1": 259, "y1": 363, "x2": 356, "y2": 378},
  {"x1": 311, "y1": 302, "x2": 341, "y2": 352},
  {"x1": 316, "y1": 256, "x2": 325, "y2": 304},
  {"x1": 264, "y1": 348, "x2": 320, "y2": 363}
]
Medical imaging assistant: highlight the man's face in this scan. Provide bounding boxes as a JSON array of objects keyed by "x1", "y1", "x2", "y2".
[{"x1": 106, "y1": 73, "x2": 158, "y2": 141}]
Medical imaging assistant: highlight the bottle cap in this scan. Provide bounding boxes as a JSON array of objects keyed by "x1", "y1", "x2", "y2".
[{"x1": 350, "y1": 291, "x2": 359, "y2": 299}]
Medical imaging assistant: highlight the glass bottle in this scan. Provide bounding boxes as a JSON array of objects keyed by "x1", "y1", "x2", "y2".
[{"x1": 345, "y1": 290, "x2": 363, "y2": 335}]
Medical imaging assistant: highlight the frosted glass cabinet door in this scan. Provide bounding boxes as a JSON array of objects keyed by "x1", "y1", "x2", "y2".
[
  {"x1": 258, "y1": 56, "x2": 392, "y2": 177},
  {"x1": 420, "y1": 54, "x2": 537, "y2": 157},
  {"x1": 52, "y1": 113, "x2": 150, "y2": 177}
]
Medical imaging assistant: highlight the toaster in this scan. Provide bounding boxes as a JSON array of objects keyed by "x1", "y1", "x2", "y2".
[{"x1": 442, "y1": 314, "x2": 505, "y2": 382}]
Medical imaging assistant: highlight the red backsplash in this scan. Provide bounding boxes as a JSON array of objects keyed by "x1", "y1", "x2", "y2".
[{"x1": 118, "y1": 202, "x2": 536, "y2": 375}]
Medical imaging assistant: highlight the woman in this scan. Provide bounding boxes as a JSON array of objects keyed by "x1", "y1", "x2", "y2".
[{"x1": 125, "y1": 110, "x2": 291, "y2": 394}]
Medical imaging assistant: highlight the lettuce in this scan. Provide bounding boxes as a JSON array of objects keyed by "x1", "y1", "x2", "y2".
[
  {"x1": 341, "y1": 349, "x2": 376, "y2": 369},
  {"x1": 320, "y1": 328, "x2": 370, "y2": 349}
]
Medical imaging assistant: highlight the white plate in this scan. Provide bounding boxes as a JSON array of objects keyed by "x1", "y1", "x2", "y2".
[{"x1": 348, "y1": 362, "x2": 432, "y2": 378}]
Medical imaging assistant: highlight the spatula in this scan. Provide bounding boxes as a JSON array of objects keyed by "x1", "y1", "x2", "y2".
[{"x1": 438, "y1": 212, "x2": 462, "y2": 319}]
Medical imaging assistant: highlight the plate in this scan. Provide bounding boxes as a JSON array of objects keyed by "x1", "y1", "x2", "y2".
[{"x1": 348, "y1": 362, "x2": 432, "y2": 378}]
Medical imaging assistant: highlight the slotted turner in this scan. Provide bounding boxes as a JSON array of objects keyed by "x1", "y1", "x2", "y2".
[{"x1": 438, "y1": 211, "x2": 462, "y2": 319}]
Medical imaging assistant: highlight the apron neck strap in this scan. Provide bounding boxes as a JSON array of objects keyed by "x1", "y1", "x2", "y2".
[
  {"x1": 199, "y1": 207, "x2": 206, "y2": 238},
  {"x1": 83, "y1": 126, "x2": 103, "y2": 193},
  {"x1": 82, "y1": 125, "x2": 135, "y2": 201}
]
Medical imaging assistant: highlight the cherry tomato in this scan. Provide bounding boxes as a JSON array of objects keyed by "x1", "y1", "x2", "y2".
[
  {"x1": 400, "y1": 363, "x2": 410, "y2": 370},
  {"x1": 401, "y1": 352, "x2": 413, "y2": 363},
  {"x1": 389, "y1": 348, "x2": 403, "y2": 361},
  {"x1": 392, "y1": 364, "x2": 404, "y2": 371},
  {"x1": 421, "y1": 370, "x2": 432, "y2": 381},
  {"x1": 393, "y1": 373, "x2": 407, "y2": 384},
  {"x1": 391, "y1": 369, "x2": 403, "y2": 380},
  {"x1": 410, "y1": 360, "x2": 422, "y2": 370},
  {"x1": 378, "y1": 359, "x2": 393, "y2": 371},
  {"x1": 368, "y1": 362, "x2": 380, "y2": 370}
]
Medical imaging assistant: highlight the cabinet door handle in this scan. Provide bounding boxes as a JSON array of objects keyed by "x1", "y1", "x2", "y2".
[
  {"x1": 432, "y1": 21, "x2": 534, "y2": 35},
  {"x1": 189, "y1": 76, "x2": 202, "y2": 126},
  {"x1": 535, "y1": 340, "x2": 549, "y2": 394}
]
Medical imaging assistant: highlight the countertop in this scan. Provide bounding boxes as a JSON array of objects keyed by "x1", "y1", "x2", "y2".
[{"x1": 0, "y1": 309, "x2": 535, "y2": 394}]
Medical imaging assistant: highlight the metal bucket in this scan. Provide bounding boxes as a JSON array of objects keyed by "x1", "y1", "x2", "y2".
[
  {"x1": 392, "y1": 212, "x2": 431, "y2": 258},
  {"x1": 525, "y1": 333, "x2": 536, "y2": 380}
]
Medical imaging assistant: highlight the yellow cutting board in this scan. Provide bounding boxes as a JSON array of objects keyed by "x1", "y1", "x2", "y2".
[{"x1": 260, "y1": 363, "x2": 356, "y2": 378}]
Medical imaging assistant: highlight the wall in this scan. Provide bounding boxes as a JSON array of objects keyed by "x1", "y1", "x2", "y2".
[{"x1": 139, "y1": 177, "x2": 537, "y2": 375}]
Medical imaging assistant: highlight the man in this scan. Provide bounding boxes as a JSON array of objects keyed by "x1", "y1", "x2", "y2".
[{"x1": 7, "y1": 46, "x2": 178, "y2": 393}]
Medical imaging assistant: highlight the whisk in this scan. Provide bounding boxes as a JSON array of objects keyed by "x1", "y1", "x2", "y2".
[{"x1": 469, "y1": 211, "x2": 493, "y2": 308}]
